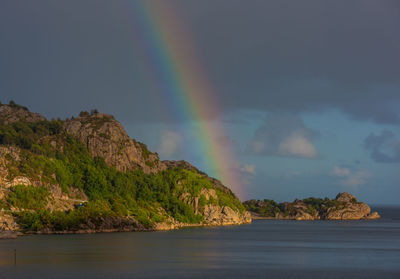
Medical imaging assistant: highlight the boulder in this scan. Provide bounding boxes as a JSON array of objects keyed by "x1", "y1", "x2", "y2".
[
  {"x1": 335, "y1": 192, "x2": 358, "y2": 203},
  {"x1": 203, "y1": 204, "x2": 251, "y2": 225},
  {"x1": 324, "y1": 202, "x2": 370, "y2": 220},
  {"x1": 365, "y1": 211, "x2": 381, "y2": 220}
]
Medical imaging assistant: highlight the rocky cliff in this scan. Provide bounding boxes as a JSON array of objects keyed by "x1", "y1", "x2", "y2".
[
  {"x1": 244, "y1": 192, "x2": 380, "y2": 221},
  {"x1": 64, "y1": 112, "x2": 166, "y2": 174},
  {"x1": 0, "y1": 103, "x2": 250, "y2": 235}
]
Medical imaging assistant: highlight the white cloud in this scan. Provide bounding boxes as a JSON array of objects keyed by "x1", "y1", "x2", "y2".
[
  {"x1": 331, "y1": 166, "x2": 372, "y2": 187},
  {"x1": 158, "y1": 130, "x2": 182, "y2": 157},
  {"x1": 248, "y1": 113, "x2": 319, "y2": 158},
  {"x1": 240, "y1": 164, "x2": 256, "y2": 175},
  {"x1": 332, "y1": 166, "x2": 351, "y2": 177},
  {"x1": 278, "y1": 133, "x2": 317, "y2": 158}
]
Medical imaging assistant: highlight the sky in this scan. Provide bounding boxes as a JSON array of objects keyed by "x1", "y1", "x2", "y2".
[{"x1": 1, "y1": 0, "x2": 399, "y2": 204}]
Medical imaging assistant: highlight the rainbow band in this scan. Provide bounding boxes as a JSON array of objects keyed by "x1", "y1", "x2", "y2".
[{"x1": 127, "y1": 1, "x2": 244, "y2": 199}]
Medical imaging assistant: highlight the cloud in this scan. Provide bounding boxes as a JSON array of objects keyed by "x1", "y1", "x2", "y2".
[
  {"x1": 0, "y1": 1, "x2": 399, "y2": 125},
  {"x1": 240, "y1": 164, "x2": 256, "y2": 175},
  {"x1": 248, "y1": 113, "x2": 318, "y2": 158},
  {"x1": 158, "y1": 130, "x2": 182, "y2": 158},
  {"x1": 285, "y1": 170, "x2": 302, "y2": 178},
  {"x1": 278, "y1": 133, "x2": 317, "y2": 158},
  {"x1": 364, "y1": 131, "x2": 400, "y2": 163},
  {"x1": 331, "y1": 166, "x2": 371, "y2": 187},
  {"x1": 185, "y1": 1, "x2": 400, "y2": 125},
  {"x1": 332, "y1": 166, "x2": 350, "y2": 177}
]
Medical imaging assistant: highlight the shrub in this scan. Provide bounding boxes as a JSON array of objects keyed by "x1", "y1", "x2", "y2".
[{"x1": 7, "y1": 185, "x2": 50, "y2": 210}]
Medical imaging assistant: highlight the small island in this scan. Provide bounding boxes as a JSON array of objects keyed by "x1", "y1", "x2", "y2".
[{"x1": 244, "y1": 192, "x2": 380, "y2": 221}]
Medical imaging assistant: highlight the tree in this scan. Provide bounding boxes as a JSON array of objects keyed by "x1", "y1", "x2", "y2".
[{"x1": 79, "y1": 111, "x2": 89, "y2": 117}]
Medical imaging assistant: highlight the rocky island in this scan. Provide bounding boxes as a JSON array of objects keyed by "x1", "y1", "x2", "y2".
[
  {"x1": 0, "y1": 102, "x2": 250, "y2": 237},
  {"x1": 244, "y1": 192, "x2": 380, "y2": 220}
]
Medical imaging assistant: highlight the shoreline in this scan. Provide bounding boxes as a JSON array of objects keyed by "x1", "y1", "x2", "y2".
[
  {"x1": 249, "y1": 212, "x2": 381, "y2": 221},
  {"x1": 0, "y1": 220, "x2": 252, "y2": 239}
]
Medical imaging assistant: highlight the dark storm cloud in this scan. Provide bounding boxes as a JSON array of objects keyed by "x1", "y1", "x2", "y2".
[
  {"x1": 0, "y1": 0, "x2": 154, "y2": 121},
  {"x1": 364, "y1": 131, "x2": 400, "y2": 163},
  {"x1": 0, "y1": 0, "x2": 399, "y2": 124},
  {"x1": 183, "y1": 0, "x2": 400, "y2": 124}
]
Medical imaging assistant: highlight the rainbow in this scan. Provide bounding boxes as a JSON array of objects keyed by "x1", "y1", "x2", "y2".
[{"x1": 125, "y1": 1, "x2": 244, "y2": 199}]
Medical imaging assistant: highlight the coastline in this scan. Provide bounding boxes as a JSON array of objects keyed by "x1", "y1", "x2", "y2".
[
  {"x1": 250, "y1": 212, "x2": 381, "y2": 221},
  {"x1": 0, "y1": 218, "x2": 252, "y2": 238}
]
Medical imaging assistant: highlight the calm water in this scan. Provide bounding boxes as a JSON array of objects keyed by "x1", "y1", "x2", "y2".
[{"x1": 1, "y1": 206, "x2": 399, "y2": 279}]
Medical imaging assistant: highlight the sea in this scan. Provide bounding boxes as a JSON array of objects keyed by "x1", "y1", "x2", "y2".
[{"x1": 1, "y1": 206, "x2": 399, "y2": 279}]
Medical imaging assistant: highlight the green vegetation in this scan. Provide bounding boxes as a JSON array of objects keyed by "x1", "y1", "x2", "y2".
[
  {"x1": 7, "y1": 100, "x2": 28, "y2": 111},
  {"x1": 244, "y1": 197, "x2": 348, "y2": 218},
  {"x1": 0, "y1": 105, "x2": 244, "y2": 232},
  {"x1": 7, "y1": 185, "x2": 50, "y2": 211},
  {"x1": 303, "y1": 197, "x2": 324, "y2": 211},
  {"x1": 216, "y1": 188, "x2": 245, "y2": 213},
  {"x1": 0, "y1": 118, "x2": 63, "y2": 151},
  {"x1": 137, "y1": 141, "x2": 151, "y2": 159},
  {"x1": 243, "y1": 199, "x2": 280, "y2": 217}
]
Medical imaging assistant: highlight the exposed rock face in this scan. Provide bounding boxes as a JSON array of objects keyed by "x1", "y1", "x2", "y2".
[
  {"x1": 335, "y1": 192, "x2": 357, "y2": 203},
  {"x1": 203, "y1": 204, "x2": 251, "y2": 225},
  {"x1": 179, "y1": 188, "x2": 251, "y2": 226},
  {"x1": 275, "y1": 200, "x2": 320, "y2": 220},
  {"x1": 323, "y1": 200, "x2": 370, "y2": 220},
  {"x1": 0, "y1": 146, "x2": 27, "y2": 190},
  {"x1": 64, "y1": 113, "x2": 166, "y2": 174},
  {"x1": 0, "y1": 104, "x2": 46, "y2": 124},
  {"x1": 366, "y1": 211, "x2": 381, "y2": 219},
  {"x1": 165, "y1": 161, "x2": 251, "y2": 227},
  {"x1": 322, "y1": 192, "x2": 380, "y2": 220},
  {"x1": 245, "y1": 192, "x2": 380, "y2": 221},
  {"x1": 154, "y1": 205, "x2": 251, "y2": 231},
  {"x1": 0, "y1": 213, "x2": 19, "y2": 231}
]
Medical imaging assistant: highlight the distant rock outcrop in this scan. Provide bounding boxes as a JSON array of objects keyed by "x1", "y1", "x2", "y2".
[{"x1": 244, "y1": 192, "x2": 380, "y2": 221}]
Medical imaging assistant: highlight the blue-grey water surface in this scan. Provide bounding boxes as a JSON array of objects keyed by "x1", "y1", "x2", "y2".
[{"x1": 1, "y1": 206, "x2": 399, "y2": 279}]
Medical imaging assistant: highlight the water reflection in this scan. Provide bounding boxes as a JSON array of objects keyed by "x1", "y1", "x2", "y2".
[{"x1": 0, "y1": 207, "x2": 399, "y2": 279}]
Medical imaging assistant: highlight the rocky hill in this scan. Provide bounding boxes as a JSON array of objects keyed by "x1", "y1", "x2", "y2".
[
  {"x1": 64, "y1": 112, "x2": 166, "y2": 174},
  {"x1": 244, "y1": 192, "x2": 380, "y2": 221},
  {"x1": 0, "y1": 102, "x2": 250, "y2": 235},
  {"x1": 0, "y1": 101, "x2": 45, "y2": 124}
]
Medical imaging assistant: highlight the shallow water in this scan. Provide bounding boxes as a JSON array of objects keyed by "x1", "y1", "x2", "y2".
[{"x1": 1, "y1": 206, "x2": 399, "y2": 279}]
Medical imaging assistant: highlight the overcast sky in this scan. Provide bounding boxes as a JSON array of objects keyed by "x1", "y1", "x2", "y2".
[{"x1": 1, "y1": 0, "x2": 399, "y2": 203}]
